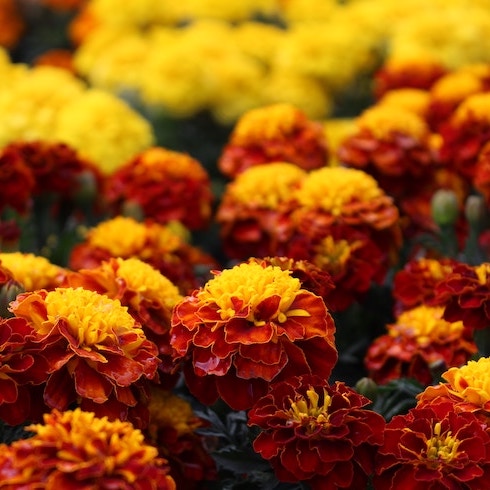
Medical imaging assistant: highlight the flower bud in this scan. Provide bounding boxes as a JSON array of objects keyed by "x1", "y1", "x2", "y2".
[
  {"x1": 355, "y1": 377, "x2": 378, "y2": 402},
  {"x1": 465, "y1": 194, "x2": 486, "y2": 227},
  {"x1": 431, "y1": 189, "x2": 459, "y2": 226},
  {"x1": 0, "y1": 279, "x2": 24, "y2": 318}
]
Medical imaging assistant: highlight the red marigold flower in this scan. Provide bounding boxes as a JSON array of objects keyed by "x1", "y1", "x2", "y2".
[
  {"x1": 0, "y1": 144, "x2": 35, "y2": 214},
  {"x1": 1, "y1": 140, "x2": 102, "y2": 198},
  {"x1": 286, "y1": 224, "x2": 387, "y2": 312},
  {"x1": 216, "y1": 162, "x2": 306, "y2": 260},
  {"x1": 9, "y1": 287, "x2": 160, "y2": 426},
  {"x1": 392, "y1": 257, "x2": 460, "y2": 314},
  {"x1": 170, "y1": 261, "x2": 337, "y2": 410},
  {"x1": 68, "y1": 216, "x2": 219, "y2": 295},
  {"x1": 438, "y1": 92, "x2": 490, "y2": 182},
  {"x1": 373, "y1": 404, "x2": 490, "y2": 490},
  {"x1": 433, "y1": 261, "x2": 490, "y2": 329},
  {"x1": 365, "y1": 305, "x2": 477, "y2": 386},
  {"x1": 417, "y1": 357, "x2": 490, "y2": 424},
  {"x1": 474, "y1": 141, "x2": 490, "y2": 205},
  {"x1": 104, "y1": 146, "x2": 214, "y2": 230},
  {"x1": 62, "y1": 257, "x2": 184, "y2": 387},
  {"x1": 0, "y1": 408, "x2": 176, "y2": 489},
  {"x1": 248, "y1": 375, "x2": 385, "y2": 490},
  {"x1": 218, "y1": 103, "x2": 329, "y2": 178},
  {"x1": 145, "y1": 386, "x2": 217, "y2": 489}
]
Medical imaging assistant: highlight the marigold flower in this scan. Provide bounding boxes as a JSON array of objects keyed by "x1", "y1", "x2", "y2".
[
  {"x1": 433, "y1": 261, "x2": 490, "y2": 329},
  {"x1": 248, "y1": 375, "x2": 385, "y2": 489},
  {"x1": 146, "y1": 386, "x2": 217, "y2": 488},
  {"x1": 9, "y1": 287, "x2": 160, "y2": 425},
  {"x1": 216, "y1": 162, "x2": 306, "y2": 260},
  {"x1": 365, "y1": 305, "x2": 477, "y2": 385},
  {"x1": 217, "y1": 103, "x2": 329, "y2": 178},
  {"x1": 392, "y1": 257, "x2": 460, "y2": 314},
  {"x1": 474, "y1": 141, "x2": 490, "y2": 205},
  {"x1": 417, "y1": 357, "x2": 490, "y2": 423},
  {"x1": 373, "y1": 404, "x2": 490, "y2": 490},
  {"x1": 69, "y1": 216, "x2": 218, "y2": 295},
  {"x1": 170, "y1": 261, "x2": 337, "y2": 410},
  {"x1": 378, "y1": 88, "x2": 432, "y2": 120},
  {"x1": 104, "y1": 146, "x2": 213, "y2": 230},
  {"x1": 0, "y1": 0, "x2": 24, "y2": 50},
  {"x1": 0, "y1": 408, "x2": 176, "y2": 489},
  {"x1": 0, "y1": 252, "x2": 66, "y2": 291}
]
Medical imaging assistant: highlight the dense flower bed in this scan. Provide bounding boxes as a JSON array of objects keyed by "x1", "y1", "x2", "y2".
[{"x1": 2, "y1": 1, "x2": 490, "y2": 489}]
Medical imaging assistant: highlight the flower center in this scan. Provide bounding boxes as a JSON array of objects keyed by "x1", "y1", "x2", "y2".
[
  {"x1": 475, "y1": 263, "x2": 490, "y2": 285},
  {"x1": 454, "y1": 93, "x2": 490, "y2": 124},
  {"x1": 231, "y1": 103, "x2": 301, "y2": 144},
  {"x1": 286, "y1": 387, "x2": 331, "y2": 434},
  {"x1": 389, "y1": 305, "x2": 464, "y2": 344},
  {"x1": 294, "y1": 166, "x2": 382, "y2": 216},
  {"x1": 197, "y1": 263, "x2": 308, "y2": 325},
  {"x1": 425, "y1": 422, "x2": 460, "y2": 463},
  {"x1": 44, "y1": 287, "x2": 139, "y2": 346},
  {"x1": 314, "y1": 236, "x2": 361, "y2": 275},
  {"x1": 421, "y1": 258, "x2": 453, "y2": 280},
  {"x1": 227, "y1": 162, "x2": 306, "y2": 208}
]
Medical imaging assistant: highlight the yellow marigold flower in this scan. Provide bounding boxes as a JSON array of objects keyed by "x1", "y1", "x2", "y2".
[
  {"x1": 54, "y1": 88, "x2": 155, "y2": 175},
  {"x1": 222, "y1": 162, "x2": 306, "y2": 209},
  {"x1": 429, "y1": 71, "x2": 484, "y2": 104},
  {"x1": 294, "y1": 166, "x2": 383, "y2": 216},
  {"x1": 323, "y1": 118, "x2": 357, "y2": 165},
  {"x1": 183, "y1": 0, "x2": 277, "y2": 22},
  {"x1": 378, "y1": 88, "x2": 431, "y2": 118},
  {"x1": 453, "y1": 92, "x2": 490, "y2": 125},
  {"x1": 0, "y1": 408, "x2": 176, "y2": 489},
  {"x1": 356, "y1": 105, "x2": 430, "y2": 141},
  {"x1": 389, "y1": 305, "x2": 465, "y2": 346},
  {"x1": 0, "y1": 252, "x2": 65, "y2": 291},
  {"x1": 277, "y1": 0, "x2": 338, "y2": 23}
]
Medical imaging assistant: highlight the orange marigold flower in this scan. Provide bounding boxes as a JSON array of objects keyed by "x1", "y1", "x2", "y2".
[
  {"x1": 104, "y1": 147, "x2": 214, "y2": 230},
  {"x1": 170, "y1": 261, "x2": 337, "y2": 410},
  {"x1": 33, "y1": 48, "x2": 76, "y2": 73},
  {"x1": 248, "y1": 375, "x2": 385, "y2": 490},
  {"x1": 392, "y1": 257, "x2": 460, "y2": 314},
  {"x1": 286, "y1": 224, "x2": 388, "y2": 312},
  {"x1": 218, "y1": 103, "x2": 329, "y2": 178},
  {"x1": 69, "y1": 216, "x2": 218, "y2": 295},
  {"x1": 145, "y1": 386, "x2": 217, "y2": 488},
  {"x1": 63, "y1": 257, "x2": 183, "y2": 387},
  {"x1": 433, "y1": 262, "x2": 490, "y2": 330},
  {"x1": 373, "y1": 404, "x2": 490, "y2": 490},
  {"x1": 0, "y1": 408, "x2": 176, "y2": 489},
  {"x1": 0, "y1": 0, "x2": 24, "y2": 50},
  {"x1": 439, "y1": 92, "x2": 490, "y2": 181},
  {"x1": 417, "y1": 356, "x2": 490, "y2": 422},
  {"x1": 9, "y1": 287, "x2": 160, "y2": 426},
  {"x1": 365, "y1": 305, "x2": 477, "y2": 386},
  {"x1": 216, "y1": 162, "x2": 306, "y2": 260},
  {"x1": 0, "y1": 252, "x2": 66, "y2": 291}
]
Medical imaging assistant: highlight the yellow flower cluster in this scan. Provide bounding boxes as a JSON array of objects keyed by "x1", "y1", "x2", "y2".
[
  {"x1": 0, "y1": 51, "x2": 155, "y2": 174},
  {"x1": 70, "y1": 0, "x2": 490, "y2": 124}
]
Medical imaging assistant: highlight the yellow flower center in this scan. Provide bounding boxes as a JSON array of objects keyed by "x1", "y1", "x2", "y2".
[
  {"x1": 116, "y1": 258, "x2": 183, "y2": 309},
  {"x1": 425, "y1": 422, "x2": 461, "y2": 464},
  {"x1": 313, "y1": 236, "x2": 361, "y2": 275},
  {"x1": 28, "y1": 409, "x2": 157, "y2": 477},
  {"x1": 294, "y1": 166, "x2": 382, "y2": 216},
  {"x1": 443, "y1": 357, "x2": 490, "y2": 407},
  {"x1": 0, "y1": 252, "x2": 63, "y2": 291},
  {"x1": 356, "y1": 105, "x2": 429, "y2": 140},
  {"x1": 431, "y1": 72, "x2": 483, "y2": 103},
  {"x1": 231, "y1": 103, "x2": 303, "y2": 144},
  {"x1": 419, "y1": 258, "x2": 453, "y2": 280},
  {"x1": 88, "y1": 217, "x2": 148, "y2": 257},
  {"x1": 148, "y1": 389, "x2": 201, "y2": 437},
  {"x1": 197, "y1": 263, "x2": 309, "y2": 326},
  {"x1": 226, "y1": 162, "x2": 306, "y2": 209},
  {"x1": 475, "y1": 263, "x2": 490, "y2": 285},
  {"x1": 454, "y1": 93, "x2": 490, "y2": 124},
  {"x1": 43, "y1": 287, "x2": 141, "y2": 347},
  {"x1": 389, "y1": 305, "x2": 464, "y2": 345},
  {"x1": 137, "y1": 147, "x2": 208, "y2": 180},
  {"x1": 286, "y1": 386, "x2": 331, "y2": 434}
]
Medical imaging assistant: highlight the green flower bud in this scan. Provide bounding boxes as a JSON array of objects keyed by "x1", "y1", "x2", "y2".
[{"x1": 431, "y1": 189, "x2": 459, "y2": 226}]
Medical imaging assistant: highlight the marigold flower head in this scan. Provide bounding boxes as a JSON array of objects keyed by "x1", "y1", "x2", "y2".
[
  {"x1": 378, "y1": 88, "x2": 431, "y2": 119},
  {"x1": 0, "y1": 408, "x2": 176, "y2": 489},
  {"x1": 170, "y1": 261, "x2": 337, "y2": 410},
  {"x1": 217, "y1": 162, "x2": 306, "y2": 260},
  {"x1": 373, "y1": 404, "x2": 490, "y2": 490},
  {"x1": 0, "y1": 252, "x2": 65, "y2": 291},
  {"x1": 104, "y1": 146, "x2": 213, "y2": 230},
  {"x1": 218, "y1": 102, "x2": 329, "y2": 178},
  {"x1": 9, "y1": 287, "x2": 160, "y2": 425},
  {"x1": 365, "y1": 305, "x2": 477, "y2": 385},
  {"x1": 248, "y1": 375, "x2": 385, "y2": 489}
]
